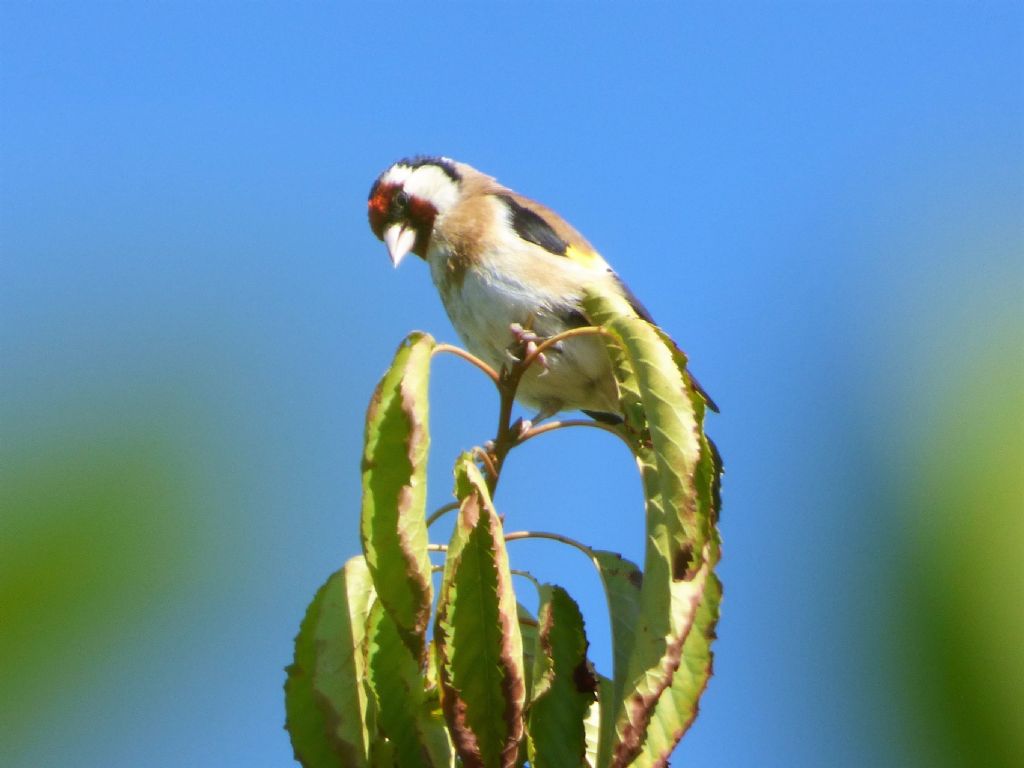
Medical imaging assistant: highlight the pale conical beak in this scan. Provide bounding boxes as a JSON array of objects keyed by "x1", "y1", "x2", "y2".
[{"x1": 383, "y1": 223, "x2": 417, "y2": 268}]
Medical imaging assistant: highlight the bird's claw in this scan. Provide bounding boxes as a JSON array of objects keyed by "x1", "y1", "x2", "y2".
[
  {"x1": 522, "y1": 340, "x2": 550, "y2": 374},
  {"x1": 513, "y1": 417, "x2": 533, "y2": 437},
  {"x1": 509, "y1": 322, "x2": 541, "y2": 345}
]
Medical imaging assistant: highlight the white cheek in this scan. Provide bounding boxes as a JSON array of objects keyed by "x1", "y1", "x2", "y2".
[{"x1": 404, "y1": 166, "x2": 459, "y2": 213}]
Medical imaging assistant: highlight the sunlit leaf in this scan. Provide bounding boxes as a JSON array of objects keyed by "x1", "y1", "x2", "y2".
[
  {"x1": 586, "y1": 676, "x2": 612, "y2": 768},
  {"x1": 518, "y1": 602, "x2": 540, "y2": 705},
  {"x1": 436, "y1": 457, "x2": 525, "y2": 768},
  {"x1": 365, "y1": 600, "x2": 447, "y2": 767},
  {"x1": 589, "y1": 551, "x2": 642, "y2": 763},
  {"x1": 361, "y1": 332, "x2": 435, "y2": 659},
  {"x1": 527, "y1": 585, "x2": 597, "y2": 768},
  {"x1": 636, "y1": 568, "x2": 721, "y2": 766},
  {"x1": 286, "y1": 557, "x2": 375, "y2": 768},
  {"x1": 583, "y1": 289, "x2": 718, "y2": 767}
]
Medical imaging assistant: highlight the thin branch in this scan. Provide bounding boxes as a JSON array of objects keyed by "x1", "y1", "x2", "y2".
[
  {"x1": 519, "y1": 418, "x2": 630, "y2": 446},
  {"x1": 474, "y1": 445, "x2": 499, "y2": 483},
  {"x1": 432, "y1": 343, "x2": 500, "y2": 384},
  {"x1": 520, "y1": 325, "x2": 612, "y2": 373},
  {"x1": 504, "y1": 529, "x2": 596, "y2": 560},
  {"x1": 438, "y1": 325, "x2": 616, "y2": 500},
  {"x1": 426, "y1": 501, "x2": 459, "y2": 527}
]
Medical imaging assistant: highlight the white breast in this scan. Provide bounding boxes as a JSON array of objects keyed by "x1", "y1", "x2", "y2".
[{"x1": 425, "y1": 239, "x2": 619, "y2": 416}]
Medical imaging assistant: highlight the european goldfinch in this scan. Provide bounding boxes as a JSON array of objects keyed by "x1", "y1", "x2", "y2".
[{"x1": 368, "y1": 156, "x2": 717, "y2": 422}]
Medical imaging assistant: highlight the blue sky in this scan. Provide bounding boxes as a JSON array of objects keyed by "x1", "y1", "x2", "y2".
[{"x1": 2, "y1": 3, "x2": 1022, "y2": 767}]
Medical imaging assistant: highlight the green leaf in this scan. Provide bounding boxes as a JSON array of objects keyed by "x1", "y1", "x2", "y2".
[
  {"x1": 436, "y1": 457, "x2": 526, "y2": 768},
  {"x1": 422, "y1": 641, "x2": 456, "y2": 768},
  {"x1": 518, "y1": 602, "x2": 540, "y2": 705},
  {"x1": 285, "y1": 557, "x2": 375, "y2": 768},
  {"x1": 636, "y1": 569, "x2": 722, "y2": 766},
  {"x1": 527, "y1": 585, "x2": 597, "y2": 768},
  {"x1": 361, "y1": 332, "x2": 435, "y2": 659},
  {"x1": 365, "y1": 600, "x2": 448, "y2": 767},
  {"x1": 588, "y1": 291, "x2": 705, "y2": 568},
  {"x1": 583, "y1": 289, "x2": 719, "y2": 768},
  {"x1": 591, "y1": 551, "x2": 643, "y2": 693},
  {"x1": 586, "y1": 676, "x2": 613, "y2": 768},
  {"x1": 589, "y1": 551, "x2": 642, "y2": 764},
  {"x1": 516, "y1": 603, "x2": 540, "y2": 768}
]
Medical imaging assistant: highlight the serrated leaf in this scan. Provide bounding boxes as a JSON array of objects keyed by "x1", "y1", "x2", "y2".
[
  {"x1": 587, "y1": 291, "x2": 704, "y2": 568},
  {"x1": 285, "y1": 557, "x2": 375, "y2": 768},
  {"x1": 361, "y1": 332, "x2": 435, "y2": 659},
  {"x1": 423, "y1": 641, "x2": 458, "y2": 767},
  {"x1": 365, "y1": 599, "x2": 447, "y2": 767},
  {"x1": 527, "y1": 585, "x2": 597, "y2": 768},
  {"x1": 636, "y1": 568, "x2": 722, "y2": 767},
  {"x1": 583, "y1": 289, "x2": 718, "y2": 768},
  {"x1": 436, "y1": 457, "x2": 525, "y2": 768},
  {"x1": 285, "y1": 576, "x2": 342, "y2": 768}
]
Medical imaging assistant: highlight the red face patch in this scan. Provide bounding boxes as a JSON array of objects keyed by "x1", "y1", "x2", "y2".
[
  {"x1": 367, "y1": 182, "x2": 398, "y2": 239},
  {"x1": 366, "y1": 182, "x2": 440, "y2": 258}
]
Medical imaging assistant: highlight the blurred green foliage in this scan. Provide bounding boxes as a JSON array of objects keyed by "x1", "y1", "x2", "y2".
[
  {"x1": 891, "y1": 326, "x2": 1024, "y2": 767},
  {"x1": 0, "y1": 416, "x2": 204, "y2": 757}
]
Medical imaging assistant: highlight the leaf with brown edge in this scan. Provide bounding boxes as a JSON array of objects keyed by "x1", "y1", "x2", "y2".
[
  {"x1": 285, "y1": 574, "x2": 342, "y2": 768},
  {"x1": 365, "y1": 599, "x2": 448, "y2": 768},
  {"x1": 361, "y1": 332, "x2": 435, "y2": 660},
  {"x1": 527, "y1": 585, "x2": 597, "y2": 768},
  {"x1": 421, "y1": 641, "x2": 456, "y2": 768},
  {"x1": 636, "y1": 566, "x2": 722, "y2": 767},
  {"x1": 285, "y1": 557, "x2": 375, "y2": 768},
  {"x1": 435, "y1": 456, "x2": 525, "y2": 768},
  {"x1": 653, "y1": 324, "x2": 722, "y2": 543},
  {"x1": 611, "y1": 555, "x2": 711, "y2": 768},
  {"x1": 589, "y1": 291, "x2": 704, "y2": 569},
  {"x1": 583, "y1": 288, "x2": 718, "y2": 768}
]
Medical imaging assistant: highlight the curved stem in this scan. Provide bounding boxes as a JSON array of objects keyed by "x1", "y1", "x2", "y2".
[
  {"x1": 504, "y1": 529, "x2": 597, "y2": 560},
  {"x1": 426, "y1": 501, "x2": 459, "y2": 527},
  {"x1": 519, "y1": 325, "x2": 612, "y2": 373},
  {"x1": 447, "y1": 324, "x2": 616, "y2": 500},
  {"x1": 432, "y1": 343, "x2": 500, "y2": 385},
  {"x1": 519, "y1": 418, "x2": 630, "y2": 446},
  {"x1": 474, "y1": 446, "x2": 499, "y2": 484}
]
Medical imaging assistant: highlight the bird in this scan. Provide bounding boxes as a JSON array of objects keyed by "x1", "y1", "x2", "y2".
[{"x1": 367, "y1": 156, "x2": 717, "y2": 424}]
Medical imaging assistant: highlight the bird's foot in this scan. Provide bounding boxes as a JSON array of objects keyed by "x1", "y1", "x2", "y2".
[
  {"x1": 509, "y1": 322, "x2": 540, "y2": 345},
  {"x1": 524, "y1": 340, "x2": 550, "y2": 375},
  {"x1": 512, "y1": 417, "x2": 533, "y2": 438},
  {"x1": 507, "y1": 323, "x2": 550, "y2": 375}
]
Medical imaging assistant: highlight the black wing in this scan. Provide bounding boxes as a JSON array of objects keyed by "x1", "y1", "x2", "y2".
[{"x1": 499, "y1": 194, "x2": 569, "y2": 256}]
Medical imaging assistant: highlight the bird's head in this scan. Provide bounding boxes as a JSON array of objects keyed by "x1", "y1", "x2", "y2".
[{"x1": 368, "y1": 156, "x2": 463, "y2": 267}]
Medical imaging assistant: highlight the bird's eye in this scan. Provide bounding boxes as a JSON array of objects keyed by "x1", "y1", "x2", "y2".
[{"x1": 392, "y1": 190, "x2": 410, "y2": 212}]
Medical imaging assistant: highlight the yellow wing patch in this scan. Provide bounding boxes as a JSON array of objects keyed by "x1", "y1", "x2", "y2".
[{"x1": 565, "y1": 243, "x2": 609, "y2": 270}]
